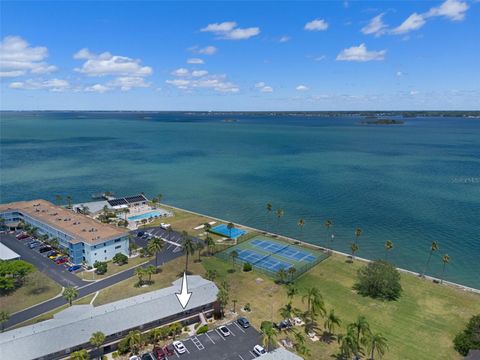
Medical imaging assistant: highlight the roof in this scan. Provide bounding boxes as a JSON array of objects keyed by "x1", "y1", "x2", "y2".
[
  {"x1": 261, "y1": 348, "x2": 304, "y2": 360},
  {"x1": 466, "y1": 350, "x2": 480, "y2": 360},
  {"x1": 72, "y1": 200, "x2": 110, "y2": 214},
  {"x1": 0, "y1": 200, "x2": 128, "y2": 245},
  {"x1": 263, "y1": 348, "x2": 304, "y2": 360},
  {"x1": 0, "y1": 242, "x2": 20, "y2": 260},
  {"x1": 107, "y1": 194, "x2": 147, "y2": 207},
  {"x1": 0, "y1": 276, "x2": 218, "y2": 360}
]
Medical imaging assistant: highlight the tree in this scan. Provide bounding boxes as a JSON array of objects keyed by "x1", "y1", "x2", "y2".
[
  {"x1": 147, "y1": 237, "x2": 164, "y2": 270},
  {"x1": 217, "y1": 286, "x2": 229, "y2": 317},
  {"x1": 276, "y1": 209, "x2": 284, "y2": 233},
  {"x1": 453, "y1": 314, "x2": 480, "y2": 356},
  {"x1": 266, "y1": 203, "x2": 273, "y2": 229},
  {"x1": 354, "y1": 260, "x2": 402, "y2": 301},
  {"x1": 302, "y1": 287, "x2": 326, "y2": 317},
  {"x1": 441, "y1": 254, "x2": 450, "y2": 284},
  {"x1": 204, "y1": 235, "x2": 215, "y2": 255},
  {"x1": 297, "y1": 218, "x2": 305, "y2": 239},
  {"x1": 66, "y1": 195, "x2": 73, "y2": 209},
  {"x1": 422, "y1": 241, "x2": 439, "y2": 277},
  {"x1": 260, "y1": 321, "x2": 276, "y2": 351},
  {"x1": 69, "y1": 349, "x2": 88, "y2": 360},
  {"x1": 94, "y1": 261, "x2": 108, "y2": 275},
  {"x1": 324, "y1": 309, "x2": 341, "y2": 336},
  {"x1": 169, "y1": 322, "x2": 182, "y2": 340},
  {"x1": 324, "y1": 219, "x2": 333, "y2": 249},
  {"x1": 50, "y1": 237, "x2": 59, "y2": 250},
  {"x1": 354, "y1": 228, "x2": 362, "y2": 244},
  {"x1": 196, "y1": 241, "x2": 205, "y2": 262},
  {"x1": 124, "y1": 330, "x2": 143, "y2": 354},
  {"x1": 181, "y1": 232, "x2": 195, "y2": 274},
  {"x1": 338, "y1": 328, "x2": 359, "y2": 359},
  {"x1": 63, "y1": 287, "x2": 78, "y2": 306},
  {"x1": 145, "y1": 265, "x2": 156, "y2": 283},
  {"x1": 286, "y1": 284, "x2": 298, "y2": 301},
  {"x1": 90, "y1": 331, "x2": 106, "y2": 358},
  {"x1": 287, "y1": 266, "x2": 297, "y2": 282},
  {"x1": 205, "y1": 269, "x2": 217, "y2": 281},
  {"x1": 227, "y1": 222, "x2": 235, "y2": 239},
  {"x1": 350, "y1": 243, "x2": 359, "y2": 261},
  {"x1": 276, "y1": 268, "x2": 287, "y2": 283},
  {"x1": 384, "y1": 240, "x2": 393, "y2": 261},
  {"x1": 366, "y1": 332, "x2": 389, "y2": 360},
  {"x1": 112, "y1": 253, "x2": 128, "y2": 265},
  {"x1": 279, "y1": 301, "x2": 295, "y2": 319},
  {"x1": 348, "y1": 315, "x2": 371, "y2": 353},
  {"x1": 55, "y1": 194, "x2": 63, "y2": 205},
  {"x1": 135, "y1": 267, "x2": 145, "y2": 286},
  {"x1": 0, "y1": 311, "x2": 9, "y2": 332},
  {"x1": 0, "y1": 259, "x2": 34, "y2": 292}
]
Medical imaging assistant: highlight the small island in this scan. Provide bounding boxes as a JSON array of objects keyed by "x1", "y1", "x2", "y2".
[{"x1": 361, "y1": 119, "x2": 405, "y2": 125}]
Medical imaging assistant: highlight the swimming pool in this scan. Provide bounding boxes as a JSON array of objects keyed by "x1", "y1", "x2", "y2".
[{"x1": 128, "y1": 211, "x2": 163, "y2": 221}]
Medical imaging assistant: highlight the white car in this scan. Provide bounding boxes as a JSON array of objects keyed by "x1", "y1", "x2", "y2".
[
  {"x1": 173, "y1": 340, "x2": 186, "y2": 354},
  {"x1": 253, "y1": 344, "x2": 267, "y2": 356},
  {"x1": 218, "y1": 325, "x2": 231, "y2": 337},
  {"x1": 129, "y1": 356, "x2": 141, "y2": 360},
  {"x1": 160, "y1": 223, "x2": 171, "y2": 229}
]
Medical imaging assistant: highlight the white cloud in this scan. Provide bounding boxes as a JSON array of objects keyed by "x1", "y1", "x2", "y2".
[
  {"x1": 9, "y1": 78, "x2": 69, "y2": 91},
  {"x1": 166, "y1": 73, "x2": 239, "y2": 93},
  {"x1": 314, "y1": 55, "x2": 326, "y2": 61},
  {"x1": 391, "y1": 13, "x2": 426, "y2": 34},
  {"x1": 296, "y1": 85, "x2": 309, "y2": 91},
  {"x1": 73, "y1": 48, "x2": 152, "y2": 77},
  {"x1": 304, "y1": 19, "x2": 329, "y2": 31},
  {"x1": 254, "y1": 82, "x2": 266, "y2": 88},
  {"x1": 190, "y1": 45, "x2": 218, "y2": 55},
  {"x1": 396, "y1": 71, "x2": 406, "y2": 77},
  {"x1": 260, "y1": 86, "x2": 273, "y2": 93},
  {"x1": 336, "y1": 43, "x2": 386, "y2": 62},
  {"x1": 200, "y1": 21, "x2": 260, "y2": 40},
  {"x1": 279, "y1": 36, "x2": 291, "y2": 43},
  {"x1": 192, "y1": 70, "x2": 208, "y2": 77},
  {"x1": 0, "y1": 35, "x2": 57, "y2": 78},
  {"x1": 108, "y1": 76, "x2": 150, "y2": 91},
  {"x1": 362, "y1": 13, "x2": 388, "y2": 36},
  {"x1": 85, "y1": 84, "x2": 109, "y2": 93},
  {"x1": 426, "y1": 0, "x2": 469, "y2": 21},
  {"x1": 187, "y1": 58, "x2": 204, "y2": 64},
  {"x1": 254, "y1": 82, "x2": 273, "y2": 93},
  {"x1": 172, "y1": 68, "x2": 189, "y2": 77},
  {"x1": 410, "y1": 90, "x2": 420, "y2": 95}
]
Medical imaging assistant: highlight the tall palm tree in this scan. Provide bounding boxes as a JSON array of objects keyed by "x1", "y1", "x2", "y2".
[
  {"x1": 125, "y1": 330, "x2": 143, "y2": 354},
  {"x1": 227, "y1": 222, "x2": 235, "y2": 239},
  {"x1": 348, "y1": 315, "x2": 371, "y2": 351},
  {"x1": 0, "y1": 311, "x2": 9, "y2": 332},
  {"x1": 297, "y1": 218, "x2": 305, "y2": 239},
  {"x1": 156, "y1": 193, "x2": 163, "y2": 204},
  {"x1": 355, "y1": 228, "x2": 362, "y2": 244},
  {"x1": 196, "y1": 241, "x2": 205, "y2": 262},
  {"x1": 366, "y1": 332, "x2": 389, "y2": 360},
  {"x1": 324, "y1": 219, "x2": 333, "y2": 249},
  {"x1": 286, "y1": 284, "x2": 298, "y2": 301},
  {"x1": 350, "y1": 243, "x2": 359, "y2": 261},
  {"x1": 230, "y1": 250, "x2": 239, "y2": 270},
  {"x1": 287, "y1": 266, "x2": 297, "y2": 282},
  {"x1": 422, "y1": 241, "x2": 439, "y2": 277},
  {"x1": 217, "y1": 287, "x2": 229, "y2": 317},
  {"x1": 277, "y1": 268, "x2": 287, "y2": 283},
  {"x1": 266, "y1": 203, "x2": 273, "y2": 230},
  {"x1": 441, "y1": 254, "x2": 450, "y2": 284},
  {"x1": 145, "y1": 265, "x2": 156, "y2": 283},
  {"x1": 90, "y1": 331, "x2": 106, "y2": 359},
  {"x1": 63, "y1": 287, "x2": 78, "y2": 306},
  {"x1": 338, "y1": 328, "x2": 359, "y2": 360},
  {"x1": 66, "y1": 195, "x2": 73, "y2": 209},
  {"x1": 204, "y1": 235, "x2": 215, "y2": 255},
  {"x1": 69, "y1": 349, "x2": 88, "y2": 360},
  {"x1": 135, "y1": 267, "x2": 145, "y2": 286},
  {"x1": 324, "y1": 309, "x2": 342, "y2": 335},
  {"x1": 302, "y1": 287, "x2": 326, "y2": 317},
  {"x1": 181, "y1": 232, "x2": 195, "y2": 273},
  {"x1": 279, "y1": 301, "x2": 294, "y2": 319},
  {"x1": 204, "y1": 222, "x2": 212, "y2": 234},
  {"x1": 261, "y1": 324, "x2": 276, "y2": 351},
  {"x1": 384, "y1": 240, "x2": 393, "y2": 261},
  {"x1": 147, "y1": 237, "x2": 164, "y2": 270},
  {"x1": 276, "y1": 208, "x2": 284, "y2": 234}
]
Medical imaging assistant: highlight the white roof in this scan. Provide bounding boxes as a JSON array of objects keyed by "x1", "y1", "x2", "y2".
[
  {"x1": 261, "y1": 348, "x2": 304, "y2": 360},
  {"x1": 0, "y1": 276, "x2": 218, "y2": 359},
  {"x1": 0, "y1": 242, "x2": 20, "y2": 260}
]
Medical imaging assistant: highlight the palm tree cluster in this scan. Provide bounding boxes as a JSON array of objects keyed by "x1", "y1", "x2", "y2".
[{"x1": 134, "y1": 265, "x2": 157, "y2": 286}]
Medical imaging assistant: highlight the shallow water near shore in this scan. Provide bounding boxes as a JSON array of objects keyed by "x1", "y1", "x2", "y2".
[{"x1": 1, "y1": 112, "x2": 479, "y2": 289}]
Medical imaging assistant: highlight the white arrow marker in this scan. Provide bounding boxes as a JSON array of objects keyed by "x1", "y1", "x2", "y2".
[{"x1": 175, "y1": 272, "x2": 192, "y2": 309}]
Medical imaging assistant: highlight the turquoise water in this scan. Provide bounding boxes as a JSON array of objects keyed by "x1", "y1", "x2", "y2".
[
  {"x1": 211, "y1": 224, "x2": 247, "y2": 239},
  {"x1": 128, "y1": 210, "x2": 163, "y2": 221},
  {"x1": 1, "y1": 112, "x2": 479, "y2": 288}
]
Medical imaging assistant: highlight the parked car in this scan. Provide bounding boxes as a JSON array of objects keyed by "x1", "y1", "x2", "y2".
[
  {"x1": 237, "y1": 317, "x2": 250, "y2": 328},
  {"x1": 48, "y1": 252, "x2": 60, "y2": 259},
  {"x1": 45, "y1": 250, "x2": 57, "y2": 257},
  {"x1": 274, "y1": 319, "x2": 293, "y2": 331},
  {"x1": 160, "y1": 223, "x2": 171, "y2": 229},
  {"x1": 137, "y1": 231, "x2": 145, "y2": 237},
  {"x1": 39, "y1": 246, "x2": 52, "y2": 253},
  {"x1": 152, "y1": 346, "x2": 166, "y2": 359},
  {"x1": 68, "y1": 265, "x2": 82, "y2": 272},
  {"x1": 141, "y1": 352, "x2": 156, "y2": 360},
  {"x1": 129, "y1": 356, "x2": 141, "y2": 360},
  {"x1": 55, "y1": 257, "x2": 68, "y2": 264},
  {"x1": 29, "y1": 242, "x2": 42, "y2": 249},
  {"x1": 172, "y1": 341, "x2": 186, "y2": 354},
  {"x1": 162, "y1": 344, "x2": 175, "y2": 356},
  {"x1": 16, "y1": 233, "x2": 29, "y2": 240},
  {"x1": 253, "y1": 344, "x2": 267, "y2": 356},
  {"x1": 218, "y1": 325, "x2": 231, "y2": 337}
]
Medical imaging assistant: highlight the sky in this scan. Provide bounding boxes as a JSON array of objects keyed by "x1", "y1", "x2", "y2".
[{"x1": 1, "y1": 0, "x2": 479, "y2": 111}]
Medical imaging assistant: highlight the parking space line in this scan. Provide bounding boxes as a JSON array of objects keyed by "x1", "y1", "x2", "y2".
[
  {"x1": 205, "y1": 332, "x2": 215, "y2": 344},
  {"x1": 233, "y1": 321, "x2": 246, "y2": 333},
  {"x1": 249, "y1": 351, "x2": 256, "y2": 358},
  {"x1": 215, "y1": 328, "x2": 227, "y2": 340},
  {"x1": 228, "y1": 326, "x2": 236, "y2": 337},
  {"x1": 238, "y1": 355, "x2": 245, "y2": 360}
]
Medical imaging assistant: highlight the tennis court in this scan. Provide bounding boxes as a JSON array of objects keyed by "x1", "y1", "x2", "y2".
[
  {"x1": 216, "y1": 235, "x2": 328, "y2": 280},
  {"x1": 210, "y1": 224, "x2": 247, "y2": 239}
]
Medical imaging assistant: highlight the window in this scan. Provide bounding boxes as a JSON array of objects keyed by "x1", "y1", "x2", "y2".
[
  {"x1": 104, "y1": 243, "x2": 106, "y2": 247},
  {"x1": 104, "y1": 250, "x2": 107, "y2": 253},
  {"x1": 114, "y1": 239, "x2": 121, "y2": 243},
  {"x1": 115, "y1": 245, "x2": 121, "y2": 249},
  {"x1": 94, "y1": 253, "x2": 97, "y2": 256}
]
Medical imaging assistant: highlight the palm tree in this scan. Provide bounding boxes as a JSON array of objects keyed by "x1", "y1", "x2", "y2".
[
  {"x1": 204, "y1": 235, "x2": 215, "y2": 255},
  {"x1": 302, "y1": 287, "x2": 326, "y2": 317},
  {"x1": 0, "y1": 311, "x2": 9, "y2": 332},
  {"x1": 124, "y1": 330, "x2": 143, "y2": 354},
  {"x1": 286, "y1": 284, "x2": 298, "y2": 301},
  {"x1": 384, "y1": 240, "x2": 393, "y2": 261},
  {"x1": 70, "y1": 349, "x2": 88, "y2": 360},
  {"x1": 338, "y1": 328, "x2": 359, "y2": 360},
  {"x1": 55, "y1": 194, "x2": 63, "y2": 205},
  {"x1": 350, "y1": 243, "x2": 359, "y2": 261},
  {"x1": 90, "y1": 331, "x2": 106, "y2": 359},
  {"x1": 156, "y1": 193, "x2": 163, "y2": 204},
  {"x1": 276, "y1": 208, "x2": 284, "y2": 233},
  {"x1": 147, "y1": 237, "x2": 164, "y2": 270},
  {"x1": 145, "y1": 265, "x2": 156, "y2": 284},
  {"x1": 181, "y1": 232, "x2": 195, "y2": 273},
  {"x1": 297, "y1": 218, "x2": 305, "y2": 239},
  {"x1": 50, "y1": 237, "x2": 59, "y2": 249},
  {"x1": 135, "y1": 267, "x2": 145, "y2": 286},
  {"x1": 217, "y1": 287, "x2": 229, "y2": 317},
  {"x1": 205, "y1": 269, "x2": 217, "y2": 281},
  {"x1": 277, "y1": 268, "x2": 288, "y2": 283},
  {"x1": 366, "y1": 332, "x2": 389, "y2": 360},
  {"x1": 355, "y1": 227, "x2": 362, "y2": 244},
  {"x1": 227, "y1": 222, "x2": 235, "y2": 239},
  {"x1": 348, "y1": 315, "x2": 371, "y2": 351},
  {"x1": 204, "y1": 222, "x2": 212, "y2": 234},
  {"x1": 279, "y1": 301, "x2": 294, "y2": 319},
  {"x1": 324, "y1": 219, "x2": 333, "y2": 249},
  {"x1": 261, "y1": 323, "x2": 276, "y2": 351},
  {"x1": 66, "y1": 195, "x2": 73, "y2": 209},
  {"x1": 324, "y1": 309, "x2": 342, "y2": 336},
  {"x1": 422, "y1": 241, "x2": 439, "y2": 277},
  {"x1": 63, "y1": 287, "x2": 78, "y2": 306},
  {"x1": 196, "y1": 241, "x2": 205, "y2": 262},
  {"x1": 441, "y1": 254, "x2": 450, "y2": 284},
  {"x1": 287, "y1": 266, "x2": 297, "y2": 282},
  {"x1": 230, "y1": 250, "x2": 239, "y2": 270},
  {"x1": 266, "y1": 203, "x2": 273, "y2": 229}
]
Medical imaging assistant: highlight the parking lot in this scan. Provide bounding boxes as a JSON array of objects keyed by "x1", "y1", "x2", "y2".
[
  {"x1": 131, "y1": 226, "x2": 200, "y2": 253},
  {"x1": 167, "y1": 322, "x2": 263, "y2": 360}
]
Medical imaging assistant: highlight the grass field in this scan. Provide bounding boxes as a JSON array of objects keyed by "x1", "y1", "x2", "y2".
[
  {"x1": 79, "y1": 255, "x2": 151, "y2": 281},
  {"x1": 1, "y1": 270, "x2": 62, "y2": 314}
]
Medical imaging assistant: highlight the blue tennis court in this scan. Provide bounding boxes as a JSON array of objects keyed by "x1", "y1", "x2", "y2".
[
  {"x1": 236, "y1": 249, "x2": 265, "y2": 263},
  {"x1": 252, "y1": 237, "x2": 317, "y2": 263},
  {"x1": 211, "y1": 224, "x2": 247, "y2": 239},
  {"x1": 251, "y1": 238, "x2": 288, "y2": 252},
  {"x1": 277, "y1": 247, "x2": 317, "y2": 263},
  {"x1": 256, "y1": 257, "x2": 293, "y2": 272}
]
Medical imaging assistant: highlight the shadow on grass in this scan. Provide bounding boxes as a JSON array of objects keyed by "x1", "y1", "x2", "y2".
[{"x1": 27, "y1": 286, "x2": 52, "y2": 296}]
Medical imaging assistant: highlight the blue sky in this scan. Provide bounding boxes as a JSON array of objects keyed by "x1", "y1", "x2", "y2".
[{"x1": 1, "y1": 0, "x2": 479, "y2": 110}]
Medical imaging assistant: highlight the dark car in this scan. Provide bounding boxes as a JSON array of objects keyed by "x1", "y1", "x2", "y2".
[
  {"x1": 46, "y1": 250, "x2": 58, "y2": 257},
  {"x1": 141, "y1": 352, "x2": 156, "y2": 360},
  {"x1": 68, "y1": 265, "x2": 82, "y2": 272},
  {"x1": 152, "y1": 347, "x2": 166, "y2": 359},
  {"x1": 237, "y1": 317, "x2": 250, "y2": 328},
  {"x1": 274, "y1": 319, "x2": 293, "y2": 331},
  {"x1": 137, "y1": 231, "x2": 145, "y2": 237},
  {"x1": 29, "y1": 241, "x2": 42, "y2": 249},
  {"x1": 39, "y1": 246, "x2": 52, "y2": 253},
  {"x1": 16, "y1": 233, "x2": 30, "y2": 240},
  {"x1": 162, "y1": 344, "x2": 175, "y2": 356}
]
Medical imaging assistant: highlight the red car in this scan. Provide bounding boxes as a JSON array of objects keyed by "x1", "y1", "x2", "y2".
[
  {"x1": 162, "y1": 344, "x2": 175, "y2": 356},
  {"x1": 16, "y1": 233, "x2": 29, "y2": 240},
  {"x1": 152, "y1": 347, "x2": 166, "y2": 359},
  {"x1": 55, "y1": 257, "x2": 68, "y2": 264}
]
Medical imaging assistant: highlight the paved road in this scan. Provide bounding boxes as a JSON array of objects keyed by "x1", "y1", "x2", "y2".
[
  {"x1": 1, "y1": 234, "x2": 86, "y2": 287},
  {"x1": 3, "y1": 229, "x2": 187, "y2": 329}
]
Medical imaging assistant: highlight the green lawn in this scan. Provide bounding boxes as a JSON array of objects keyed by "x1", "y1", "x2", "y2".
[
  {"x1": 1, "y1": 270, "x2": 62, "y2": 314},
  {"x1": 78, "y1": 255, "x2": 151, "y2": 281}
]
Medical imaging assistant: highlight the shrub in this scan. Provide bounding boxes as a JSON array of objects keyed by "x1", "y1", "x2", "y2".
[
  {"x1": 454, "y1": 314, "x2": 480, "y2": 356},
  {"x1": 112, "y1": 253, "x2": 128, "y2": 265},
  {"x1": 117, "y1": 338, "x2": 129, "y2": 354},
  {"x1": 244, "y1": 303, "x2": 251, "y2": 312},
  {"x1": 243, "y1": 262, "x2": 252, "y2": 272},
  {"x1": 196, "y1": 325, "x2": 209, "y2": 334},
  {"x1": 94, "y1": 261, "x2": 108, "y2": 275},
  {"x1": 354, "y1": 260, "x2": 402, "y2": 301}
]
